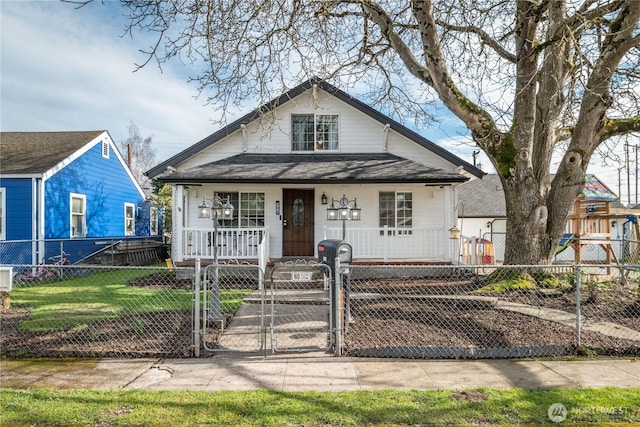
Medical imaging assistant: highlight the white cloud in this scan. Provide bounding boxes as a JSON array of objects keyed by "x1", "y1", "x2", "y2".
[{"x1": 0, "y1": 1, "x2": 217, "y2": 160}]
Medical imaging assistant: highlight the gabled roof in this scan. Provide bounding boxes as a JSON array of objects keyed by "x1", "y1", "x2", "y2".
[
  {"x1": 155, "y1": 153, "x2": 470, "y2": 184},
  {"x1": 581, "y1": 174, "x2": 618, "y2": 201},
  {"x1": 0, "y1": 130, "x2": 146, "y2": 198},
  {"x1": 0, "y1": 131, "x2": 104, "y2": 175},
  {"x1": 147, "y1": 78, "x2": 484, "y2": 179},
  {"x1": 457, "y1": 174, "x2": 506, "y2": 218}
]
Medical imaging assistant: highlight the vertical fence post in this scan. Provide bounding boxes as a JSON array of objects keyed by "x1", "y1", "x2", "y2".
[
  {"x1": 194, "y1": 258, "x2": 201, "y2": 357},
  {"x1": 334, "y1": 257, "x2": 342, "y2": 356},
  {"x1": 575, "y1": 264, "x2": 581, "y2": 348}
]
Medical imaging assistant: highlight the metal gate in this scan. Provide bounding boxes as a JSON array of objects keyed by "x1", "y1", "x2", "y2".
[
  {"x1": 268, "y1": 262, "x2": 332, "y2": 352},
  {"x1": 195, "y1": 261, "x2": 332, "y2": 355},
  {"x1": 198, "y1": 263, "x2": 265, "y2": 353}
]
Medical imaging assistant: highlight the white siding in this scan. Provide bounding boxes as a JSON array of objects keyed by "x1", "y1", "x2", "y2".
[
  {"x1": 169, "y1": 85, "x2": 473, "y2": 261},
  {"x1": 185, "y1": 182, "x2": 452, "y2": 258},
  {"x1": 178, "y1": 87, "x2": 461, "y2": 173}
]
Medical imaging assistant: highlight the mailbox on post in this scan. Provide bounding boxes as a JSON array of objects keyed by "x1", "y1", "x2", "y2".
[{"x1": 317, "y1": 239, "x2": 352, "y2": 273}]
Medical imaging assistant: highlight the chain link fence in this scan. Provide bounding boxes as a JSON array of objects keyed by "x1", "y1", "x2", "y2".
[
  {"x1": 344, "y1": 264, "x2": 640, "y2": 358},
  {"x1": 1, "y1": 262, "x2": 639, "y2": 359},
  {"x1": 1, "y1": 264, "x2": 193, "y2": 358}
]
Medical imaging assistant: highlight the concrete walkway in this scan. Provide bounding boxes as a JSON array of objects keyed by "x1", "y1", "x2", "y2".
[{"x1": 2, "y1": 354, "x2": 639, "y2": 391}]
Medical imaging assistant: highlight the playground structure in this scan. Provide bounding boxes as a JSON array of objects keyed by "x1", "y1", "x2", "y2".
[
  {"x1": 562, "y1": 197, "x2": 618, "y2": 265},
  {"x1": 559, "y1": 175, "x2": 639, "y2": 270}
]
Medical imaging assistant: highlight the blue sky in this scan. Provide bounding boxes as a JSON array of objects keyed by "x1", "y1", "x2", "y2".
[{"x1": 1, "y1": 1, "x2": 636, "y2": 204}]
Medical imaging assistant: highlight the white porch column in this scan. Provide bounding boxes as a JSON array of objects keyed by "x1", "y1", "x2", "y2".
[
  {"x1": 173, "y1": 185, "x2": 185, "y2": 262},
  {"x1": 443, "y1": 186, "x2": 453, "y2": 262}
]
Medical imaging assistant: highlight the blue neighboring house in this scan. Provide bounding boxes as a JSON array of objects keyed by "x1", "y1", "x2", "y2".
[{"x1": 0, "y1": 130, "x2": 158, "y2": 264}]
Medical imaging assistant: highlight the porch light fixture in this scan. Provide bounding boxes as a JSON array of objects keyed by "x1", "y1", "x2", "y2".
[
  {"x1": 327, "y1": 194, "x2": 361, "y2": 239},
  {"x1": 198, "y1": 194, "x2": 234, "y2": 221},
  {"x1": 321, "y1": 192, "x2": 328, "y2": 205}
]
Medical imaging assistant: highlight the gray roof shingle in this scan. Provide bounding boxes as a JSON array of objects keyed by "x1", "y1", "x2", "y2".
[
  {"x1": 457, "y1": 174, "x2": 506, "y2": 217},
  {"x1": 1, "y1": 131, "x2": 104, "y2": 175},
  {"x1": 156, "y1": 153, "x2": 470, "y2": 184}
]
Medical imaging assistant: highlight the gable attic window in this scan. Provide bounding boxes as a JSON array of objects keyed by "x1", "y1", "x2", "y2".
[
  {"x1": 102, "y1": 140, "x2": 110, "y2": 158},
  {"x1": 291, "y1": 114, "x2": 339, "y2": 151}
]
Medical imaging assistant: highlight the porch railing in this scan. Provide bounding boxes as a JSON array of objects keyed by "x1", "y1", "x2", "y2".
[
  {"x1": 323, "y1": 226, "x2": 446, "y2": 261},
  {"x1": 183, "y1": 227, "x2": 266, "y2": 260},
  {"x1": 182, "y1": 226, "x2": 446, "y2": 261}
]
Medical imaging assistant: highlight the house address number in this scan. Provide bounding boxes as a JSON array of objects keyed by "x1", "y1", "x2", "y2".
[{"x1": 291, "y1": 271, "x2": 313, "y2": 281}]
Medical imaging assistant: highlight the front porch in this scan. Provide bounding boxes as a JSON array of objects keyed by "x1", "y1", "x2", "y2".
[{"x1": 176, "y1": 225, "x2": 456, "y2": 263}]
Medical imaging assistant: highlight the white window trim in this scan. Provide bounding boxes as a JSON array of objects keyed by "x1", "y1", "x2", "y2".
[
  {"x1": 125, "y1": 202, "x2": 135, "y2": 236},
  {"x1": 379, "y1": 191, "x2": 413, "y2": 236},
  {"x1": 70, "y1": 193, "x2": 87, "y2": 238},
  {"x1": 291, "y1": 113, "x2": 340, "y2": 152},
  {"x1": 0, "y1": 188, "x2": 5, "y2": 240}
]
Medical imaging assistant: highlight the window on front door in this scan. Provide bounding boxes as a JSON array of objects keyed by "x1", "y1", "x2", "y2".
[
  {"x1": 379, "y1": 191, "x2": 413, "y2": 235},
  {"x1": 70, "y1": 193, "x2": 87, "y2": 238},
  {"x1": 125, "y1": 203, "x2": 135, "y2": 236},
  {"x1": 291, "y1": 114, "x2": 339, "y2": 151}
]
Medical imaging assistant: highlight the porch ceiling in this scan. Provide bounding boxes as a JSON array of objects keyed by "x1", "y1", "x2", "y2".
[{"x1": 156, "y1": 153, "x2": 470, "y2": 184}]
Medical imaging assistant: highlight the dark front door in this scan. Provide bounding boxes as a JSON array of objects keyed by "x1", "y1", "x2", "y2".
[{"x1": 283, "y1": 189, "x2": 315, "y2": 256}]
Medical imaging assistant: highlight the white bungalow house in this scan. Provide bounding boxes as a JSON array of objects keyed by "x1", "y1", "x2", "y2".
[{"x1": 147, "y1": 79, "x2": 484, "y2": 264}]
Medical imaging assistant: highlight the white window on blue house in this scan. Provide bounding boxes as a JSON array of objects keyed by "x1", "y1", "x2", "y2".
[
  {"x1": 125, "y1": 203, "x2": 135, "y2": 236},
  {"x1": 379, "y1": 191, "x2": 413, "y2": 235},
  {"x1": 70, "y1": 193, "x2": 86, "y2": 238},
  {"x1": 0, "y1": 188, "x2": 5, "y2": 240},
  {"x1": 102, "y1": 140, "x2": 110, "y2": 158},
  {"x1": 291, "y1": 114, "x2": 339, "y2": 151},
  {"x1": 150, "y1": 206, "x2": 159, "y2": 235}
]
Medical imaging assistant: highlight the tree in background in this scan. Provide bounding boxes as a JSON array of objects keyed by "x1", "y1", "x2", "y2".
[
  {"x1": 73, "y1": 0, "x2": 640, "y2": 265},
  {"x1": 121, "y1": 122, "x2": 156, "y2": 191},
  {"x1": 153, "y1": 179, "x2": 172, "y2": 237}
]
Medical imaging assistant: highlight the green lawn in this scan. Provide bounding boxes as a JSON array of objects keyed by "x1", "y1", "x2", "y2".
[
  {"x1": 10, "y1": 268, "x2": 249, "y2": 332},
  {"x1": 1, "y1": 387, "x2": 639, "y2": 425}
]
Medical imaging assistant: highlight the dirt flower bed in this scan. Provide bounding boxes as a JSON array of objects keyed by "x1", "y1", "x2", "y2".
[{"x1": 345, "y1": 276, "x2": 640, "y2": 357}]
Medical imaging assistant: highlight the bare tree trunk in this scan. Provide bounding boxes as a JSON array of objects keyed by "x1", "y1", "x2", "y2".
[{"x1": 503, "y1": 177, "x2": 580, "y2": 265}]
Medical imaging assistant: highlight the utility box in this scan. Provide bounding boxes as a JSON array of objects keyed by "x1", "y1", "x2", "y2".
[
  {"x1": 0, "y1": 267, "x2": 13, "y2": 292},
  {"x1": 318, "y1": 239, "x2": 352, "y2": 273}
]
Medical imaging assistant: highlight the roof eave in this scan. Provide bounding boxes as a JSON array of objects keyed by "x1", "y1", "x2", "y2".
[{"x1": 156, "y1": 177, "x2": 469, "y2": 185}]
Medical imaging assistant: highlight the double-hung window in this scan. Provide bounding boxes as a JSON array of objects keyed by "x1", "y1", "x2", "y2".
[
  {"x1": 379, "y1": 191, "x2": 413, "y2": 235},
  {"x1": 70, "y1": 193, "x2": 87, "y2": 238},
  {"x1": 125, "y1": 203, "x2": 135, "y2": 236},
  {"x1": 291, "y1": 114, "x2": 339, "y2": 151},
  {"x1": 215, "y1": 192, "x2": 265, "y2": 227}
]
